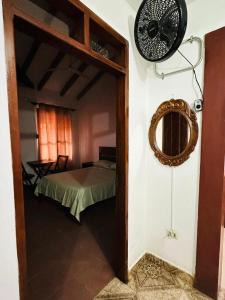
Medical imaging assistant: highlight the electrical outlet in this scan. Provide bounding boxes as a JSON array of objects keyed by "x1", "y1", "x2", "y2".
[
  {"x1": 166, "y1": 229, "x2": 177, "y2": 239},
  {"x1": 194, "y1": 99, "x2": 203, "y2": 112}
]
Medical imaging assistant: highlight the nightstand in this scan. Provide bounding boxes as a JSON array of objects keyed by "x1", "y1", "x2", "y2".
[{"x1": 82, "y1": 161, "x2": 93, "y2": 168}]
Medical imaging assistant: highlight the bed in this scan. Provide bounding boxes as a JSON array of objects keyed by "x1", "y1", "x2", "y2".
[{"x1": 34, "y1": 147, "x2": 116, "y2": 221}]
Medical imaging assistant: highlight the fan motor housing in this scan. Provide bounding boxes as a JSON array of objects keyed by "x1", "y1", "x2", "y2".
[{"x1": 147, "y1": 21, "x2": 159, "y2": 39}]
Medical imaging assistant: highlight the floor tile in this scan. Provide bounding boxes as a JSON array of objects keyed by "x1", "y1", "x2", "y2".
[
  {"x1": 184, "y1": 289, "x2": 212, "y2": 299},
  {"x1": 94, "y1": 278, "x2": 136, "y2": 299},
  {"x1": 128, "y1": 254, "x2": 193, "y2": 292},
  {"x1": 136, "y1": 288, "x2": 185, "y2": 300},
  {"x1": 97, "y1": 254, "x2": 212, "y2": 300},
  {"x1": 218, "y1": 289, "x2": 225, "y2": 300}
]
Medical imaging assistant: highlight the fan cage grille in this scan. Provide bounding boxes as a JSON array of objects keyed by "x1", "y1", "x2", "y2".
[{"x1": 134, "y1": 0, "x2": 187, "y2": 62}]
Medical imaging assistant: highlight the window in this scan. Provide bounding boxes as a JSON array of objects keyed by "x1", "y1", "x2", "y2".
[{"x1": 37, "y1": 104, "x2": 72, "y2": 161}]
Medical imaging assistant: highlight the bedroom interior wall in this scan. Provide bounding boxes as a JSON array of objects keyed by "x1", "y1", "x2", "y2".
[
  {"x1": 18, "y1": 89, "x2": 38, "y2": 171},
  {"x1": 75, "y1": 73, "x2": 117, "y2": 166}
]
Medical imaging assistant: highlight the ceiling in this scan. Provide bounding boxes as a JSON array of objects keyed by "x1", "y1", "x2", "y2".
[
  {"x1": 15, "y1": 29, "x2": 101, "y2": 102},
  {"x1": 13, "y1": 0, "x2": 106, "y2": 105}
]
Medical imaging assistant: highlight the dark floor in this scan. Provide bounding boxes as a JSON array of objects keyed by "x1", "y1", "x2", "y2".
[{"x1": 24, "y1": 187, "x2": 116, "y2": 300}]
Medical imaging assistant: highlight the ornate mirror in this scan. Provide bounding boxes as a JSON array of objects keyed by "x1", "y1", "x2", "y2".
[{"x1": 149, "y1": 99, "x2": 198, "y2": 166}]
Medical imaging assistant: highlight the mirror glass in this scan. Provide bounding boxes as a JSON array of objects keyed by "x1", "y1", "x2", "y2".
[{"x1": 156, "y1": 112, "x2": 190, "y2": 156}]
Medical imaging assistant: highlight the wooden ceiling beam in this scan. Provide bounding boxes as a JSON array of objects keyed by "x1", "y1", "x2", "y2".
[
  {"x1": 37, "y1": 11, "x2": 81, "y2": 91},
  {"x1": 21, "y1": 4, "x2": 59, "y2": 90},
  {"x1": 60, "y1": 72, "x2": 79, "y2": 96},
  {"x1": 21, "y1": 39, "x2": 41, "y2": 74},
  {"x1": 60, "y1": 62, "x2": 88, "y2": 96},
  {"x1": 77, "y1": 70, "x2": 104, "y2": 100},
  {"x1": 37, "y1": 51, "x2": 64, "y2": 90}
]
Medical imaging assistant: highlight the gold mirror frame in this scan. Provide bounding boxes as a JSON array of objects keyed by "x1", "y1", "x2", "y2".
[{"x1": 149, "y1": 99, "x2": 199, "y2": 166}]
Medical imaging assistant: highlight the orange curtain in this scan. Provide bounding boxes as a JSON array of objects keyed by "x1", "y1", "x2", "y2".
[{"x1": 37, "y1": 105, "x2": 72, "y2": 161}]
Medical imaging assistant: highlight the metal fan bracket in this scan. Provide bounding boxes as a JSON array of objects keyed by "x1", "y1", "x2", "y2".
[{"x1": 154, "y1": 36, "x2": 204, "y2": 79}]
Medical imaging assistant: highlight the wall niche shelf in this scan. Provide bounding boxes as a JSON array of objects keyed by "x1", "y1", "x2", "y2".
[
  {"x1": 90, "y1": 18, "x2": 126, "y2": 67},
  {"x1": 14, "y1": 0, "x2": 127, "y2": 70}
]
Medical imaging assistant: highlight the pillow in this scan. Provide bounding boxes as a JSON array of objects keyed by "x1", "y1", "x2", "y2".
[
  {"x1": 93, "y1": 160, "x2": 113, "y2": 169},
  {"x1": 110, "y1": 162, "x2": 116, "y2": 170}
]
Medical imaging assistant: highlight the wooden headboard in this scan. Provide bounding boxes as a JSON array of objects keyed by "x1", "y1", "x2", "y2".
[{"x1": 99, "y1": 147, "x2": 116, "y2": 162}]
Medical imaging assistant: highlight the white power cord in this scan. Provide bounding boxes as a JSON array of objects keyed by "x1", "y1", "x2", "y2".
[{"x1": 166, "y1": 167, "x2": 177, "y2": 239}]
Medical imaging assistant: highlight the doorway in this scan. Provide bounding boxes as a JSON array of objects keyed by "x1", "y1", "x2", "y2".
[
  {"x1": 195, "y1": 26, "x2": 225, "y2": 299},
  {"x1": 3, "y1": 0, "x2": 129, "y2": 299}
]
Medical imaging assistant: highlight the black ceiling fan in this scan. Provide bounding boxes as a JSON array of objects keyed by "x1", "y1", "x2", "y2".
[{"x1": 134, "y1": 0, "x2": 188, "y2": 62}]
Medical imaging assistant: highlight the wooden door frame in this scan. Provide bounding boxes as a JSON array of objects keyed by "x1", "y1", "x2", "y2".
[
  {"x1": 195, "y1": 27, "x2": 225, "y2": 299},
  {"x1": 2, "y1": 1, "x2": 129, "y2": 299}
]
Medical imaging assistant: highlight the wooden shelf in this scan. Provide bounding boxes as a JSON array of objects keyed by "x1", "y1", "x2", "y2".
[
  {"x1": 90, "y1": 19, "x2": 126, "y2": 67},
  {"x1": 29, "y1": 0, "x2": 85, "y2": 43},
  {"x1": 13, "y1": 7, "x2": 126, "y2": 75},
  {"x1": 14, "y1": 0, "x2": 127, "y2": 71}
]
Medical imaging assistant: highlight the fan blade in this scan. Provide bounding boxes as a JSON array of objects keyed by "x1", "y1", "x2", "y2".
[
  {"x1": 159, "y1": 33, "x2": 173, "y2": 48},
  {"x1": 159, "y1": 4, "x2": 179, "y2": 48},
  {"x1": 159, "y1": 26, "x2": 177, "y2": 48},
  {"x1": 139, "y1": 24, "x2": 147, "y2": 35},
  {"x1": 159, "y1": 4, "x2": 178, "y2": 28}
]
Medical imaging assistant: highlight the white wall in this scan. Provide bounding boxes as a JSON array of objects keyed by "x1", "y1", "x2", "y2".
[
  {"x1": 144, "y1": 0, "x2": 225, "y2": 275},
  {"x1": 76, "y1": 73, "x2": 116, "y2": 165},
  {"x1": 0, "y1": 1, "x2": 20, "y2": 299},
  {"x1": 221, "y1": 234, "x2": 225, "y2": 290},
  {"x1": 80, "y1": 0, "x2": 225, "y2": 275}
]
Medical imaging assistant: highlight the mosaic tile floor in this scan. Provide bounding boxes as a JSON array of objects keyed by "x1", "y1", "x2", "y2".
[{"x1": 95, "y1": 254, "x2": 224, "y2": 300}]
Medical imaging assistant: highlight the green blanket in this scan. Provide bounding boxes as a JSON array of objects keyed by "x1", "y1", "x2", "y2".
[{"x1": 35, "y1": 167, "x2": 116, "y2": 221}]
